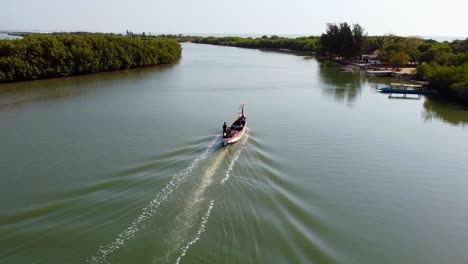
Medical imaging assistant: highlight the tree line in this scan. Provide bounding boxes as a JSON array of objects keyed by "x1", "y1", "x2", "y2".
[
  {"x1": 190, "y1": 35, "x2": 320, "y2": 52},
  {"x1": 2, "y1": 29, "x2": 467, "y2": 103},
  {"x1": 0, "y1": 34, "x2": 181, "y2": 82}
]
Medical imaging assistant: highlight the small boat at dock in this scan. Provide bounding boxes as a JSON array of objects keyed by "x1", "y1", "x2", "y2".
[
  {"x1": 365, "y1": 70, "x2": 394, "y2": 77},
  {"x1": 378, "y1": 83, "x2": 436, "y2": 95},
  {"x1": 222, "y1": 104, "x2": 247, "y2": 145}
]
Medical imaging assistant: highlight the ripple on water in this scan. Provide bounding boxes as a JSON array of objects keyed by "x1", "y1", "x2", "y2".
[
  {"x1": 87, "y1": 135, "x2": 220, "y2": 263},
  {"x1": 175, "y1": 200, "x2": 215, "y2": 264},
  {"x1": 214, "y1": 131, "x2": 339, "y2": 263}
]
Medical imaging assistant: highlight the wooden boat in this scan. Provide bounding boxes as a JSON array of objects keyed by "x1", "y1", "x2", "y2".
[
  {"x1": 340, "y1": 66, "x2": 353, "y2": 72},
  {"x1": 222, "y1": 105, "x2": 247, "y2": 145},
  {"x1": 389, "y1": 83, "x2": 423, "y2": 88},
  {"x1": 378, "y1": 83, "x2": 435, "y2": 95},
  {"x1": 378, "y1": 87, "x2": 435, "y2": 94}
]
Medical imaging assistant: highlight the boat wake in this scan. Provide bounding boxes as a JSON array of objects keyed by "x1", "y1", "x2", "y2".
[
  {"x1": 157, "y1": 148, "x2": 228, "y2": 263},
  {"x1": 87, "y1": 136, "x2": 220, "y2": 264},
  {"x1": 88, "y1": 130, "x2": 250, "y2": 263},
  {"x1": 175, "y1": 200, "x2": 215, "y2": 264},
  {"x1": 221, "y1": 132, "x2": 249, "y2": 184},
  {"x1": 169, "y1": 132, "x2": 250, "y2": 262}
]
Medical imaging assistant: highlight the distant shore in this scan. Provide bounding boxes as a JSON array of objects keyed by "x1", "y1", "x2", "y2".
[
  {"x1": 176, "y1": 33, "x2": 467, "y2": 104},
  {"x1": 1, "y1": 31, "x2": 467, "y2": 104}
]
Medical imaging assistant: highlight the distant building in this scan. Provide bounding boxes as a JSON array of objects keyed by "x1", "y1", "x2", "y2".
[{"x1": 361, "y1": 50, "x2": 381, "y2": 64}]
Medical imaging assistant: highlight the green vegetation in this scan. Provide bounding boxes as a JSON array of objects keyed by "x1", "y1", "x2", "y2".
[
  {"x1": 191, "y1": 35, "x2": 320, "y2": 52},
  {"x1": 0, "y1": 34, "x2": 181, "y2": 82},
  {"x1": 3, "y1": 28, "x2": 468, "y2": 103},
  {"x1": 319, "y1": 22, "x2": 365, "y2": 59},
  {"x1": 414, "y1": 40, "x2": 468, "y2": 102},
  {"x1": 171, "y1": 28, "x2": 468, "y2": 102},
  {"x1": 92, "y1": 29, "x2": 468, "y2": 103},
  {"x1": 355, "y1": 34, "x2": 468, "y2": 102},
  {"x1": 366, "y1": 35, "x2": 423, "y2": 65}
]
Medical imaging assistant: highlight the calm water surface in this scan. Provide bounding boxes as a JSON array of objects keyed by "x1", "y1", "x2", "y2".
[
  {"x1": 1, "y1": 43, "x2": 468, "y2": 264},
  {"x1": 0, "y1": 33, "x2": 22, "y2": 40}
]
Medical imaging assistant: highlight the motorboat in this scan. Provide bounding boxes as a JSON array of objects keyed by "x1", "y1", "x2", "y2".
[{"x1": 222, "y1": 104, "x2": 247, "y2": 145}]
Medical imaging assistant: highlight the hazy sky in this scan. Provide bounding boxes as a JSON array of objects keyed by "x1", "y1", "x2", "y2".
[{"x1": 2, "y1": 0, "x2": 467, "y2": 37}]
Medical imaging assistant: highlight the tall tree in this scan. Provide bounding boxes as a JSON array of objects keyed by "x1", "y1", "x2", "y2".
[
  {"x1": 320, "y1": 22, "x2": 366, "y2": 59},
  {"x1": 352, "y1": 24, "x2": 365, "y2": 60}
]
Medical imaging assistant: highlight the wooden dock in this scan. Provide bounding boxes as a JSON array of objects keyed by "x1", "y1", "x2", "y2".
[
  {"x1": 365, "y1": 70, "x2": 394, "y2": 77},
  {"x1": 389, "y1": 83, "x2": 422, "y2": 88}
]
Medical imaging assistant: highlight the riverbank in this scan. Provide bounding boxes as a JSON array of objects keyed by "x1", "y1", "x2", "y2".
[
  {"x1": 328, "y1": 58, "x2": 417, "y2": 76},
  {"x1": 0, "y1": 34, "x2": 181, "y2": 83},
  {"x1": 176, "y1": 35, "x2": 419, "y2": 80},
  {"x1": 175, "y1": 31, "x2": 468, "y2": 103},
  {"x1": 188, "y1": 38, "x2": 468, "y2": 103},
  {"x1": 189, "y1": 35, "x2": 320, "y2": 53}
]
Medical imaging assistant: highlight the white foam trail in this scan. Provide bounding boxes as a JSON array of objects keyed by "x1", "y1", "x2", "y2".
[
  {"x1": 175, "y1": 200, "x2": 215, "y2": 264},
  {"x1": 221, "y1": 133, "x2": 249, "y2": 184},
  {"x1": 157, "y1": 149, "x2": 227, "y2": 262},
  {"x1": 88, "y1": 136, "x2": 219, "y2": 264},
  {"x1": 188, "y1": 149, "x2": 227, "y2": 205}
]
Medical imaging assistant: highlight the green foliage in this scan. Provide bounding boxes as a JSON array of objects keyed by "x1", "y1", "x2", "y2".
[
  {"x1": 386, "y1": 51, "x2": 411, "y2": 66},
  {"x1": 376, "y1": 35, "x2": 423, "y2": 64},
  {"x1": 363, "y1": 36, "x2": 384, "y2": 53},
  {"x1": 449, "y1": 38, "x2": 468, "y2": 53},
  {"x1": 319, "y1": 22, "x2": 366, "y2": 59},
  {"x1": 0, "y1": 34, "x2": 181, "y2": 82},
  {"x1": 417, "y1": 63, "x2": 468, "y2": 93},
  {"x1": 419, "y1": 43, "x2": 452, "y2": 64},
  {"x1": 191, "y1": 36, "x2": 320, "y2": 52},
  {"x1": 414, "y1": 37, "x2": 468, "y2": 101}
]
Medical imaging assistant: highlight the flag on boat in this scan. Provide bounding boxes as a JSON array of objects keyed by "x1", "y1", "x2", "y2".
[{"x1": 239, "y1": 104, "x2": 244, "y2": 109}]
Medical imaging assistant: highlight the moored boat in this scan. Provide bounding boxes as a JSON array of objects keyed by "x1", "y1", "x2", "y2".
[
  {"x1": 378, "y1": 87, "x2": 435, "y2": 94},
  {"x1": 222, "y1": 104, "x2": 247, "y2": 145},
  {"x1": 341, "y1": 66, "x2": 354, "y2": 72},
  {"x1": 378, "y1": 83, "x2": 436, "y2": 94}
]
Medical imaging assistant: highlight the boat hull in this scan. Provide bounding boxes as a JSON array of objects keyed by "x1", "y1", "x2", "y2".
[
  {"x1": 223, "y1": 126, "x2": 246, "y2": 145},
  {"x1": 378, "y1": 87, "x2": 435, "y2": 94}
]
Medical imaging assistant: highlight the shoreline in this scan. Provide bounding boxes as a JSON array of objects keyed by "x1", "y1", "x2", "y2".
[
  {"x1": 0, "y1": 34, "x2": 182, "y2": 84},
  {"x1": 0, "y1": 61, "x2": 181, "y2": 86}
]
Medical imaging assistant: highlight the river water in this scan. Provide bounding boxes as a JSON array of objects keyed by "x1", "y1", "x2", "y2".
[
  {"x1": 1, "y1": 43, "x2": 468, "y2": 264},
  {"x1": 0, "y1": 33, "x2": 23, "y2": 40}
]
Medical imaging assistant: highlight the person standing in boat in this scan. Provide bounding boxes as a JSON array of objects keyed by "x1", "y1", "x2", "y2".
[{"x1": 222, "y1": 122, "x2": 227, "y2": 138}]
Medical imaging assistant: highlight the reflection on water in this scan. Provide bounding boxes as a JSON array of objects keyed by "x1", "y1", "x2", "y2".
[
  {"x1": 258, "y1": 48, "x2": 316, "y2": 57},
  {"x1": 423, "y1": 96, "x2": 468, "y2": 126},
  {"x1": 387, "y1": 94, "x2": 422, "y2": 100},
  {"x1": 0, "y1": 63, "x2": 178, "y2": 112},
  {"x1": 0, "y1": 33, "x2": 22, "y2": 40},
  {"x1": 317, "y1": 61, "x2": 364, "y2": 106}
]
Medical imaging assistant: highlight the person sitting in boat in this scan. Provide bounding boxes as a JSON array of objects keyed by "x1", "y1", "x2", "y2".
[{"x1": 239, "y1": 116, "x2": 245, "y2": 126}]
